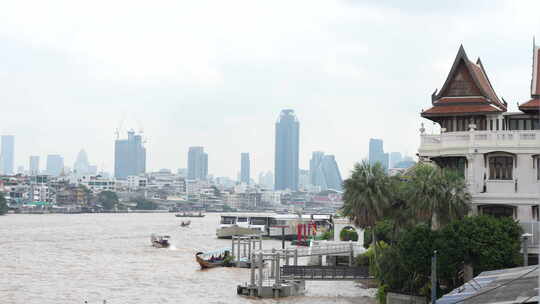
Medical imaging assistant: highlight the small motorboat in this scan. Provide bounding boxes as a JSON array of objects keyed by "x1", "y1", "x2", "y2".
[
  {"x1": 195, "y1": 249, "x2": 232, "y2": 269},
  {"x1": 180, "y1": 220, "x2": 191, "y2": 227},
  {"x1": 151, "y1": 234, "x2": 171, "y2": 248}
]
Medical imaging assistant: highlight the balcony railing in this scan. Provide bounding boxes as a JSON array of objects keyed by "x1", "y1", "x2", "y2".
[{"x1": 419, "y1": 130, "x2": 540, "y2": 154}]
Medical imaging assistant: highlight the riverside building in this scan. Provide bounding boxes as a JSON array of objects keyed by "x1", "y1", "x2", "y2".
[{"x1": 418, "y1": 44, "x2": 540, "y2": 254}]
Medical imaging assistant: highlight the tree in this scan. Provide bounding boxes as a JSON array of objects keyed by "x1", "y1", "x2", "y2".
[
  {"x1": 437, "y1": 215, "x2": 523, "y2": 288},
  {"x1": 97, "y1": 191, "x2": 119, "y2": 210},
  {"x1": 134, "y1": 197, "x2": 158, "y2": 210},
  {"x1": 0, "y1": 193, "x2": 8, "y2": 215},
  {"x1": 342, "y1": 162, "x2": 393, "y2": 232},
  {"x1": 406, "y1": 164, "x2": 470, "y2": 230}
]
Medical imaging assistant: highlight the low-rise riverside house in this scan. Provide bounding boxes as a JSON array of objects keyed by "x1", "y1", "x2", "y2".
[{"x1": 418, "y1": 43, "x2": 540, "y2": 259}]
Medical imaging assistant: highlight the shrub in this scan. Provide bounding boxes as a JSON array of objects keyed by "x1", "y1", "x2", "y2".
[{"x1": 340, "y1": 227, "x2": 359, "y2": 241}]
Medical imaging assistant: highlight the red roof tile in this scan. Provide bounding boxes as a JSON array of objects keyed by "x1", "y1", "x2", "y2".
[
  {"x1": 422, "y1": 104, "x2": 501, "y2": 116},
  {"x1": 519, "y1": 98, "x2": 540, "y2": 111},
  {"x1": 435, "y1": 97, "x2": 488, "y2": 104}
]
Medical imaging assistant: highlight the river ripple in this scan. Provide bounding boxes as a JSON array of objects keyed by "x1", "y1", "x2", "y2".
[{"x1": 1, "y1": 213, "x2": 375, "y2": 304}]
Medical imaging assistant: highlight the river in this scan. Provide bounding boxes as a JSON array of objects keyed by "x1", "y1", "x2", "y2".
[{"x1": 1, "y1": 213, "x2": 375, "y2": 304}]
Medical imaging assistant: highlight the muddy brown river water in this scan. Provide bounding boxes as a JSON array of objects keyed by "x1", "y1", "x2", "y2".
[{"x1": 1, "y1": 213, "x2": 375, "y2": 304}]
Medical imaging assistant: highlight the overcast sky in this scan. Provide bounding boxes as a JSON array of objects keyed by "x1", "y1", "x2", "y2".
[{"x1": 1, "y1": 0, "x2": 539, "y2": 179}]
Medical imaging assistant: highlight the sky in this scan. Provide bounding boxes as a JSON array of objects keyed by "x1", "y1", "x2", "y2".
[{"x1": 0, "y1": 0, "x2": 539, "y2": 179}]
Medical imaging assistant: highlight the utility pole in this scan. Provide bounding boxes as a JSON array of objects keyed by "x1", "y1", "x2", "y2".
[
  {"x1": 522, "y1": 233, "x2": 532, "y2": 266},
  {"x1": 431, "y1": 250, "x2": 437, "y2": 304}
]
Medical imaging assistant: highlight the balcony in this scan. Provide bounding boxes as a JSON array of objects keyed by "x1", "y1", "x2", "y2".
[{"x1": 419, "y1": 130, "x2": 540, "y2": 156}]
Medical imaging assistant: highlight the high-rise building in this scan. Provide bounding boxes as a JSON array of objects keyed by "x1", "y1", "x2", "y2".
[
  {"x1": 274, "y1": 109, "x2": 299, "y2": 191},
  {"x1": 1, "y1": 135, "x2": 14, "y2": 175},
  {"x1": 389, "y1": 152, "x2": 403, "y2": 168},
  {"x1": 369, "y1": 138, "x2": 389, "y2": 171},
  {"x1": 258, "y1": 171, "x2": 274, "y2": 189},
  {"x1": 187, "y1": 146, "x2": 208, "y2": 180},
  {"x1": 114, "y1": 130, "x2": 146, "y2": 180},
  {"x1": 309, "y1": 152, "x2": 343, "y2": 191},
  {"x1": 46, "y1": 154, "x2": 64, "y2": 176},
  {"x1": 240, "y1": 153, "x2": 250, "y2": 184},
  {"x1": 298, "y1": 169, "x2": 310, "y2": 190},
  {"x1": 74, "y1": 149, "x2": 90, "y2": 175},
  {"x1": 309, "y1": 151, "x2": 325, "y2": 185},
  {"x1": 29, "y1": 156, "x2": 40, "y2": 175}
]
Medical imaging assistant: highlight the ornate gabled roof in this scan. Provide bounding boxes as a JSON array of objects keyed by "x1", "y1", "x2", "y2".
[
  {"x1": 519, "y1": 40, "x2": 540, "y2": 113},
  {"x1": 532, "y1": 39, "x2": 540, "y2": 97},
  {"x1": 423, "y1": 46, "x2": 506, "y2": 119}
]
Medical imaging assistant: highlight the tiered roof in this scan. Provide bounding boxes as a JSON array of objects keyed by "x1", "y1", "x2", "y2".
[
  {"x1": 519, "y1": 41, "x2": 540, "y2": 113},
  {"x1": 422, "y1": 46, "x2": 506, "y2": 119}
]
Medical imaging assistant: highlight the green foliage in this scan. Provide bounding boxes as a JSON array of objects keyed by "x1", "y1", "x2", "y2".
[
  {"x1": 406, "y1": 164, "x2": 471, "y2": 229},
  {"x1": 0, "y1": 193, "x2": 8, "y2": 215},
  {"x1": 134, "y1": 197, "x2": 158, "y2": 210},
  {"x1": 437, "y1": 215, "x2": 523, "y2": 290},
  {"x1": 364, "y1": 219, "x2": 395, "y2": 247},
  {"x1": 342, "y1": 162, "x2": 393, "y2": 229},
  {"x1": 370, "y1": 216, "x2": 524, "y2": 295},
  {"x1": 319, "y1": 229, "x2": 333, "y2": 240},
  {"x1": 97, "y1": 191, "x2": 119, "y2": 210},
  {"x1": 372, "y1": 242, "x2": 409, "y2": 293},
  {"x1": 339, "y1": 227, "x2": 359, "y2": 241},
  {"x1": 376, "y1": 284, "x2": 389, "y2": 304},
  {"x1": 222, "y1": 204, "x2": 237, "y2": 212}
]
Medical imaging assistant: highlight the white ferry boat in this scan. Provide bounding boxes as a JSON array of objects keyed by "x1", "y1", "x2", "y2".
[{"x1": 216, "y1": 214, "x2": 333, "y2": 239}]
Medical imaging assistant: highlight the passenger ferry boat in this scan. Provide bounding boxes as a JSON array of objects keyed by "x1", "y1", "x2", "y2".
[{"x1": 216, "y1": 214, "x2": 333, "y2": 239}]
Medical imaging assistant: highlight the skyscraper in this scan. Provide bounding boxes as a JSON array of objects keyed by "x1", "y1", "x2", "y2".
[
  {"x1": 114, "y1": 130, "x2": 146, "y2": 180},
  {"x1": 1, "y1": 135, "x2": 14, "y2": 175},
  {"x1": 309, "y1": 152, "x2": 343, "y2": 191},
  {"x1": 74, "y1": 149, "x2": 90, "y2": 175},
  {"x1": 274, "y1": 109, "x2": 299, "y2": 191},
  {"x1": 187, "y1": 146, "x2": 208, "y2": 180},
  {"x1": 29, "y1": 156, "x2": 40, "y2": 175},
  {"x1": 46, "y1": 154, "x2": 64, "y2": 176},
  {"x1": 240, "y1": 152, "x2": 250, "y2": 184},
  {"x1": 389, "y1": 152, "x2": 403, "y2": 168},
  {"x1": 369, "y1": 138, "x2": 389, "y2": 172}
]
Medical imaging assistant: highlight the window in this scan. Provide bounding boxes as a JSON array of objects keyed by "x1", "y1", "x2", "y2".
[
  {"x1": 533, "y1": 205, "x2": 539, "y2": 221},
  {"x1": 489, "y1": 156, "x2": 513, "y2": 180},
  {"x1": 479, "y1": 205, "x2": 515, "y2": 218},
  {"x1": 537, "y1": 158, "x2": 540, "y2": 180},
  {"x1": 489, "y1": 120, "x2": 493, "y2": 130}
]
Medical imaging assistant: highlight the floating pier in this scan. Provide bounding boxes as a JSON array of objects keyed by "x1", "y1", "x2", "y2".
[{"x1": 237, "y1": 242, "x2": 370, "y2": 298}]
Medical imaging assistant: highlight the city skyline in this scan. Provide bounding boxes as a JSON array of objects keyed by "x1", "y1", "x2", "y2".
[{"x1": 1, "y1": 1, "x2": 538, "y2": 178}]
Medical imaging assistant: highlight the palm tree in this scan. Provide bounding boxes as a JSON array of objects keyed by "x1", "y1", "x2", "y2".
[
  {"x1": 406, "y1": 164, "x2": 470, "y2": 230},
  {"x1": 342, "y1": 162, "x2": 393, "y2": 238}
]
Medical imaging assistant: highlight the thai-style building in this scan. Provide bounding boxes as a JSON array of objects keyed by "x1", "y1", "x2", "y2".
[{"x1": 418, "y1": 43, "x2": 540, "y2": 255}]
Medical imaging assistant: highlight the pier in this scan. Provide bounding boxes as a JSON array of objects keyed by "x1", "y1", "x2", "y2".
[{"x1": 236, "y1": 242, "x2": 371, "y2": 298}]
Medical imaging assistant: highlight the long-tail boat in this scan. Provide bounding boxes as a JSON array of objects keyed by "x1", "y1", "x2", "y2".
[{"x1": 195, "y1": 248, "x2": 232, "y2": 269}]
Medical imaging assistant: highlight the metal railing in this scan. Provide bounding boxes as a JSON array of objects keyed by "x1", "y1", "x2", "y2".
[{"x1": 280, "y1": 265, "x2": 371, "y2": 281}]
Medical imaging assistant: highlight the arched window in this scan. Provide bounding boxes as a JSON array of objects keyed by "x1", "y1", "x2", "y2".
[{"x1": 488, "y1": 155, "x2": 513, "y2": 180}]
